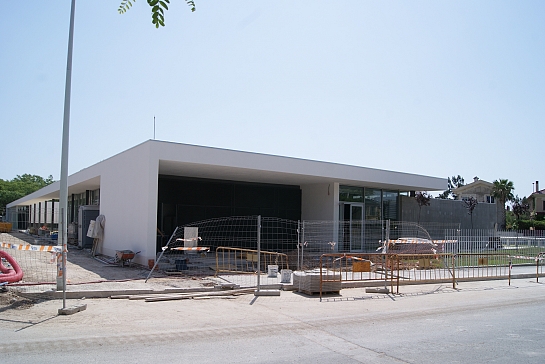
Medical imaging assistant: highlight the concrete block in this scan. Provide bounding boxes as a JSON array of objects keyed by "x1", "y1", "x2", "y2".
[
  {"x1": 365, "y1": 287, "x2": 390, "y2": 294},
  {"x1": 58, "y1": 303, "x2": 87, "y2": 315},
  {"x1": 254, "y1": 289, "x2": 281, "y2": 296}
]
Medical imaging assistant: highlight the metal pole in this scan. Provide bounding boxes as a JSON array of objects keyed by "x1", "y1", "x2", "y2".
[
  {"x1": 301, "y1": 221, "x2": 304, "y2": 271},
  {"x1": 61, "y1": 209, "x2": 66, "y2": 308},
  {"x1": 385, "y1": 220, "x2": 390, "y2": 291},
  {"x1": 452, "y1": 255, "x2": 456, "y2": 289},
  {"x1": 396, "y1": 255, "x2": 400, "y2": 294},
  {"x1": 319, "y1": 255, "x2": 323, "y2": 302},
  {"x1": 537, "y1": 257, "x2": 539, "y2": 284},
  {"x1": 390, "y1": 255, "x2": 393, "y2": 293},
  {"x1": 59, "y1": 0, "x2": 76, "y2": 309},
  {"x1": 145, "y1": 226, "x2": 179, "y2": 282},
  {"x1": 256, "y1": 215, "x2": 261, "y2": 292},
  {"x1": 383, "y1": 254, "x2": 387, "y2": 290},
  {"x1": 297, "y1": 221, "x2": 300, "y2": 271},
  {"x1": 508, "y1": 259, "x2": 512, "y2": 286}
]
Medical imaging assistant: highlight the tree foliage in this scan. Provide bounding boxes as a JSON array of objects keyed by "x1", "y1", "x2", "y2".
[
  {"x1": 511, "y1": 195, "x2": 530, "y2": 221},
  {"x1": 463, "y1": 196, "x2": 478, "y2": 228},
  {"x1": 0, "y1": 174, "x2": 54, "y2": 216},
  {"x1": 492, "y1": 179, "x2": 515, "y2": 229},
  {"x1": 118, "y1": 0, "x2": 196, "y2": 28},
  {"x1": 437, "y1": 175, "x2": 465, "y2": 199},
  {"x1": 415, "y1": 192, "x2": 431, "y2": 224}
]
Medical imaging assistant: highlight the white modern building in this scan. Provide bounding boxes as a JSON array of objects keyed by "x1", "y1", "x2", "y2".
[{"x1": 6, "y1": 140, "x2": 445, "y2": 264}]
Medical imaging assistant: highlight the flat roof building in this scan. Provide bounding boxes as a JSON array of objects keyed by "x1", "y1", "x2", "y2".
[{"x1": 7, "y1": 140, "x2": 445, "y2": 264}]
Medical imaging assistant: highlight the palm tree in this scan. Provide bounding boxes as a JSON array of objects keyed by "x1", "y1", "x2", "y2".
[{"x1": 492, "y1": 179, "x2": 514, "y2": 229}]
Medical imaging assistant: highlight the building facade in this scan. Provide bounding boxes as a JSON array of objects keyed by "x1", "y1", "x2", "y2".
[{"x1": 7, "y1": 140, "x2": 445, "y2": 264}]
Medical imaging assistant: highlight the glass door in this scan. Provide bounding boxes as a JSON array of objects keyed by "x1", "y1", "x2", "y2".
[
  {"x1": 340, "y1": 203, "x2": 364, "y2": 252},
  {"x1": 350, "y1": 204, "x2": 364, "y2": 252}
]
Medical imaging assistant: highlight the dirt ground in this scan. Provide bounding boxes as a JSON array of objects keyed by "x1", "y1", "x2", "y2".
[
  {"x1": 1, "y1": 235, "x2": 221, "y2": 311},
  {"x1": 0, "y1": 289, "x2": 36, "y2": 311}
]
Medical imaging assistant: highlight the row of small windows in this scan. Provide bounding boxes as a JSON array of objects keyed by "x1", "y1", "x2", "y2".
[{"x1": 460, "y1": 195, "x2": 495, "y2": 204}]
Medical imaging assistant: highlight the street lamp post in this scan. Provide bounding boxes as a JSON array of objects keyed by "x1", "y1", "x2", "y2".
[{"x1": 58, "y1": 0, "x2": 76, "y2": 309}]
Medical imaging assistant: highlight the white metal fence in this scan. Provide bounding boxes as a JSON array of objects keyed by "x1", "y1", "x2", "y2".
[{"x1": 444, "y1": 229, "x2": 545, "y2": 254}]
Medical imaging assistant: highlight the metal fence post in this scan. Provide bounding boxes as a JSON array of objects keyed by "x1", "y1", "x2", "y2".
[
  {"x1": 256, "y1": 215, "x2": 261, "y2": 293},
  {"x1": 509, "y1": 259, "x2": 512, "y2": 286},
  {"x1": 301, "y1": 220, "x2": 305, "y2": 271},
  {"x1": 396, "y1": 255, "x2": 400, "y2": 294},
  {"x1": 145, "y1": 226, "x2": 179, "y2": 283},
  {"x1": 452, "y1": 254, "x2": 456, "y2": 289},
  {"x1": 385, "y1": 219, "x2": 390, "y2": 247},
  {"x1": 297, "y1": 220, "x2": 300, "y2": 271}
]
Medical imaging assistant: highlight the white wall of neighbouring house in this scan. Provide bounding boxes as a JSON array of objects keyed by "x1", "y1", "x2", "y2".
[{"x1": 98, "y1": 143, "x2": 159, "y2": 265}]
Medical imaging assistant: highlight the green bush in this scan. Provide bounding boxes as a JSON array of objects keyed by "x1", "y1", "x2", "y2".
[{"x1": 517, "y1": 219, "x2": 545, "y2": 230}]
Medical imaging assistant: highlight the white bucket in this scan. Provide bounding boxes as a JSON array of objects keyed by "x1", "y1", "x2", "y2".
[
  {"x1": 267, "y1": 265, "x2": 278, "y2": 278},
  {"x1": 280, "y1": 269, "x2": 292, "y2": 283}
]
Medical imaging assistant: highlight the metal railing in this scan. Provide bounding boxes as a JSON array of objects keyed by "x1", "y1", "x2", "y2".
[{"x1": 318, "y1": 251, "x2": 545, "y2": 298}]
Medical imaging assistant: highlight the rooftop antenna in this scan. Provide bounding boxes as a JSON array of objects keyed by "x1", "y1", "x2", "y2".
[{"x1": 154, "y1": 116, "x2": 156, "y2": 139}]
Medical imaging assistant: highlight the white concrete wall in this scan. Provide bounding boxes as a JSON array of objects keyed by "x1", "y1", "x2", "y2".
[
  {"x1": 301, "y1": 183, "x2": 338, "y2": 221},
  {"x1": 98, "y1": 143, "x2": 158, "y2": 264},
  {"x1": 301, "y1": 183, "x2": 340, "y2": 251}
]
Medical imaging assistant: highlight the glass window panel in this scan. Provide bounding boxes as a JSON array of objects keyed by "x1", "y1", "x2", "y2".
[
  {"x1": 339, "y1": 186, "x2": 364, "y2": 203},
  {"x1": 365, "y1": 188, "x2": 382, "y2": 220},
  {"x1": 382, "y1": 190, "x2": 398, "y2": 221}
]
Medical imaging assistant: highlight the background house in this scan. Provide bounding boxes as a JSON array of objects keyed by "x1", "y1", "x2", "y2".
[
  {"x1": 453, "y1": 177, "x2": 496, "y2": 203},
  {"x1": 529, "y1": 181, "x2": 545, "y2": 218}
]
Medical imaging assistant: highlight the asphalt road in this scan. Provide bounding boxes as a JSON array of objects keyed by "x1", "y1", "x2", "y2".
[{"x1": 1, "y1": 279, "x2": 545, "y2": 363}]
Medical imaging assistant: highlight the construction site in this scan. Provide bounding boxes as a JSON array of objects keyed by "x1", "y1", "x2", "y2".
[{"x1": 1, "y1": 216, "x2": 545, "y2": 307}]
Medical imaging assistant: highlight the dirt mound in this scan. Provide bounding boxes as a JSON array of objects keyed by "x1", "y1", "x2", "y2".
[{"x1": 0, "y1": 289, "x2": 36, "y2": 310}]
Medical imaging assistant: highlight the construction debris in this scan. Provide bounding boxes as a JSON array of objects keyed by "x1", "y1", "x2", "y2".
[{"x1": 110, "y1": 287, "x2": 255, "y2": 302}]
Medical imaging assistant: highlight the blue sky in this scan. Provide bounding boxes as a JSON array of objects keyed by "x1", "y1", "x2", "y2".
[{"x1": 1, "y1": 1, "x2": 543, "y2": 198}]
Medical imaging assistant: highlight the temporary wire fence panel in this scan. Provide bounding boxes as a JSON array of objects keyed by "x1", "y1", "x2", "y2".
[
  {"x1": 151, "y1": 218, "x2": 545, "y2": 291},
  {"x1": 214, "y1": 247, "x2": 290, "y2": 288},
  {"x1": 0, "y1": 232, "x2": 60, "y2": 289},
  {"x1": 298, "y1": 221, "x2": 339, "y2": 271},
  {"x1": 389, "y1": 221, "x2": 431, "y2": 241},
  {"x1": 155, "y1": 218, "x2": 468, "y2": 289},
  {"x1": 215, "y1": 247, "x2": 289, "y2": 274},
  {"x1": 418, "y1": 222, "x2": 460, "y2": 240},
  {"x1": 153, "y1": 216, "x2": 298, "y2": 288},
  {"x1": 155, "y1": 216, "x2": 260, "y2": 275}
]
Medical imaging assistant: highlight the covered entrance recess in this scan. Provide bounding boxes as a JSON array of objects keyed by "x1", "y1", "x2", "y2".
[{"x1": 339, "y1": 185, "x2": 400, "y2": 252}]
